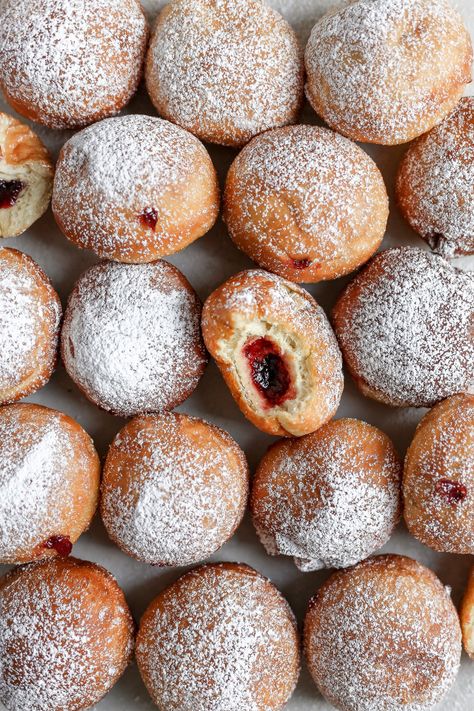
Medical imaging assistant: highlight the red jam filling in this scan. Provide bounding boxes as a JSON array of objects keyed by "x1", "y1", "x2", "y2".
[
  {"x1": 139, "y1": 207, "x2": 159, "y2": 230},
  {"x1": 43, "y1": 535, "x2": 73, "y2": 557},
  {"x1": 0, "y1": 180, "x2": 24, "y2": 209},
  {"x1": 243, "y1": 337, "x2": 293, "y2": 408},
  {"x1": 291, "y1": 258, "x2": 313, "y2": 270},
  {"x1": 435, "y1": 479, "x2": 467, "y2": 505}
]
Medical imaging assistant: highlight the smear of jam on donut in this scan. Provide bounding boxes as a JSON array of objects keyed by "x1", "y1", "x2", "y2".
[
  {"x1": 43, "y1": 535, "x2": 73, "y2": 557},
  {"x1": 243, "y1": 337, "x2": 293, "y2": 407},
  {"x1": 139, "y1": 207, "x2": 159, "y2": 230},
  {"x1": 0, "y1": 180, "x2": 24, "y2": 209},
  {"x1": 435, "y1": 479, "x2": 467, "y2": 505},
  {"x1": 291, "y1": 258, "x2": 313, "y2": 270}
]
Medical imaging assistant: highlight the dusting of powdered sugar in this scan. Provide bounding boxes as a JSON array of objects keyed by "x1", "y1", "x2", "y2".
[
  {"x1": 0, "y1": 558, "x2": 134, "y2": 711},
  {"x1": 0, "y1": 0, "x2": 148, "y2": 129},
  {"x1": 397, "y1": 98, "x2": 474, "y2": 258},
  {"x1": 251, "y1": 418, "x2": 402, "y2": 571},
  {"x1": 304, "y1": 555, "x2": 462, "y2": 711},
  {"x1": 224, "y1": 125, "x2": 388, "y2": 278},
  {"x1": 52, "y1": 115, "x2": 218, "y2": 261},
  {"x1": 305, "y1": 0, "x2": 472, "y2": 144},
  {"x1": 146, "y1": 0, "x2": 303, "y2": 146},
  {"x1": 136, "y1": 563, "x2": 300, "y2": 711},
  {"x1": 61, "y1": 260, "x2": 207, "y2": 418},
  {"x1": 101, "y1": 413, "x2": 248, "y2": 566},
  {"x1": 332, "y1": 247, "x2": 474, "y2": 407},
  {"x1": 404, "y1": 394, "x2": 474, "y2": 554},
  {"x1": 0, "y1": 248, "x2": 61, "y2": 401}
]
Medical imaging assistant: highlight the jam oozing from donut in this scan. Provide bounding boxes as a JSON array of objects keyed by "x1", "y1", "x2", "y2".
[
  {"x1": 43, "y1": 535, "x2": 73, "y2": 557},
  {"x1": 291, "y1": 258, "x2": 313, "y2": 270},
  {"x1": 139, "y1": 207, "x2": 159, "y2": 230},
  {"x1": 0, "y1": 180, "x2": 24, "y2": 209},
  {"x1": 243, "y1": 338, "x2": 293, "y2": 407},
  {"x1": 435, "y1": 479, "x2": 467, "y2": 505}
]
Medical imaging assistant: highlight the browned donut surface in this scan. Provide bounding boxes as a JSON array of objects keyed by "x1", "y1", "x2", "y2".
[
  {"x1": 404, "y1": 393, "x2": 474, "y2": 553},
  {"x1": 136, "y1": 562, "x2": 300, "y2": 711},
  {"x1": 251, "y1": 418, "x2": 402, "y2": 571},
  {"x1": 0, "y1": 247, "x2": 61, "y2": 406},
  {"x1": 101, "y1": 412, "x2": 249, "y2": 566},
  {"x1": 0, "y1": 0, "x2": 148, "y2": 129},
  {"x1": 0, "y1": 557, "x2": 134, "y2": 711},
  {"x1": 304, "y1": 555, "x2": 462, "y2": 711},
  {"x1": 332, "y1": 247, "x2": 474, "y2": 407},
  {"x1": 461, "y1": 567, "x2": 474, "y2": 659},
  {"x1": 61, "y1": 260, "x2": 207, "y2": 417},
  {"x1": 224, "y1": 125, "x2": 388, "y2": 283},
  {"x1": 397, "y1": 97, "x2": 474, "y2": 257}
]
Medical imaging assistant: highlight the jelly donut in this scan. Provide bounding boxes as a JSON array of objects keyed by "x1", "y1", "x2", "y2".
[
  {"x1": 61, "y1": 260, "x2": 207, "y2": 417},
  {"x1": 202, "y1": 270, "x2": 343, "y2": 437},
  {"x1": 224, "y1": 125, "x2": 389, "y2": 283},
  {"x1": 145, "y1": 0, "x2": 303, "y2": 147},
  {"x1": 251, "y1": 418, "x2": 402, "y2": 571},
  {"x1": 0, "y1": 403, "x2": 100, "y2": 565},
  {"x1": 332, "y1": 247, "x2": 474, "y2": 408},
  {"x1": 461, "y1": 567, "x2": 474, "y2": 659},
  {"x1": 0, "y1": 113, "x2": 53, "y2": 239},
  {"x1": 101, "y1": 412, "x2": 249, "y2": 566},
  {"x1": 404, "y1": 393, "x2": 474, "y2": 554},
  {"x1": 53, "y1": 116, "x2": 219, "y2": 263},
  {"x1": 136, "y1": 562, "x2": 300, "y2": 711},
  {"x1": 0, "y1": 557, "x2": 134, "y2": 711},
  {"x1": 397, "y1": 98, "x2": 474, "y2": 258},
  {"x1": 0, "y1": 0, "x2": 148, "y2": 129},
  {"x1": 305, "y1": 0, "x2": 473, "y2": 145},
  {"x1": 0, "y1": 247, "x2": 61, "y2": 406},
  {"x1": 304, "y1": 555, "x2": 462, "y2": 711}
]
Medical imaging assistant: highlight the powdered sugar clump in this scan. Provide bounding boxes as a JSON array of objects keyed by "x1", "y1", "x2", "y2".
[
  {"x1": 252, "y1": 418, "x2": 402, "y2": 571},
  {"x1": 136, "y1": 563, "x2": 300, "y2": 711},
  {"x1": 101, "y1": 413, "x2": 248, "y2": 566},
  {"x1": 61, "y1": 260, "x2": 207, "y2": 417}
]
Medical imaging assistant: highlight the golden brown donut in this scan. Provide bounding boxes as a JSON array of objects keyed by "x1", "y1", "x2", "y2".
[
  {"x1": 0, "y1": 0, "x2": 148, "y2": 129},
  {"x1": 396, "y1": 97, "x2": 474, "y2": 258},
  {"x1": 404, "y1": 393, "x2": 474, "y2": 554},
  {"x1": 305, "y1": 0, "x2": 473, "y2": 145},
  {"x1": 201, "y1": 269, "x2": 343, "y2": 437},
  {"x1": 251, "y1": 418, "x2": 402, "y2": 571},
  {"x1": 136, "y1": 562, "x2": 300, "y2": 711},
  {"x1": 224, "y1": 125, "x2": 388, "y2": 283},
  {"x1": 61, "y1": 260, "x2": 207, "y2": 417},
  {"x1": 0, "y1": 403, "x2": 100, "y2": 565},
  {"x1": 304, "y1": 555, "x2": 462, "y2": 711},
  {"x1": 460, "y1": 567, "x2": 474, "y2": 659},
  {"x1": 0, "y1": 557, "x2": 134, "y2": 711},
  {"x1": 0, "y1": 113, "x2": 53, "y2": 239},
  {"x1": 332, "y1": 247, "x2": 474, "y2": 408},
  {"x1": 101, "y1": 412, "x2": 249, "y2": 566},
  {"x1": 145, "y1": 0, "x2": 303, "y2": 147},
  {"x1": 53, "y1": 116, "x2": 220, "y2": 263},
  {"x1": 0, "y1": 247, "x2": 61, "y2": 406}
]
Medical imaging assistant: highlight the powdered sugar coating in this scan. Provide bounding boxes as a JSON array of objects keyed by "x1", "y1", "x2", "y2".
[
  {"x1": 101, "y1": 412, "x2": 249, "y2": 566},
  {"x1": 0, "y1": 0, "x2": 148, "y2": 129},
  {"x1": 146, "y1": 0, "x2": 303, "y2": 147},
  {"x1": 61, "y1": 260, "x2": 207, "y2": 417},
  {"x1": 305, "y1": 0, "x2": 473, "y2": 145},
  {"x1": 304, "y1": 555, "x2": 462, "y2": 711},
  {"x1": 0, "y1": 248, "x2": 61, "y2": 405},
  {"x1": 404, "y1": 393, "x2": 474, "y2": 554},
  {"x1": 251, "y1": 418, "x2": 402, "y2": 571},
  {"x1": 332, "y1": 247, "x2": 474, "y2": 408},
  {"x1": 0, "y1": 404, "x2": 99, "y2": 564},
  {"x1": 224, "y1": 125, "x2": 388, "y2": 282},
  {"x1": 397, "y1": 98, "x2": 474, "y2": 257},
  {"x1": 52, "y1": 115, "x2": 219, "y2": 262},
  {"x1": 136, "y1": 563, "x2": 300, "y2": 711},
  {"x1": 0, "y1": 557, "x2": 134, "y2": 711}
]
